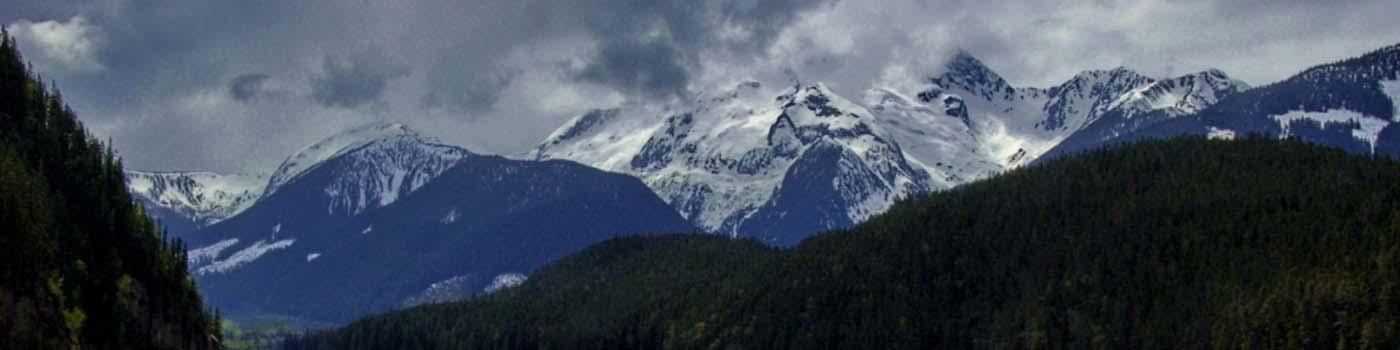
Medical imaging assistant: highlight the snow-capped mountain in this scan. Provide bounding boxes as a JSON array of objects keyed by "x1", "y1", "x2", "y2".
[
  {"x1": 264, "y1": 122, "x2": 467, "y2": 200},
  {"x1": 135, "y1": 41, "x2": 1400, "y2": 328},
  {"x1": 1115, "y1": 43, "x2": 1400, "y2": 157},
  {"x1": 535, "y1": 51, "x2": 1245, "y2": 242},
  {"x1": 292, "y1": 124, "x2": 472, "y2": 216},
  {"x1": 864, "y1": 87, "x2": 997, "y2": 187},
  {"x1": 1106, "y1": 69, "x2": 1248, "y2": 117},
  {"x1": 178, "y1": 121, "x2": 472, "y2": 268},
  {"x1": 128, "y1": 122, "x2": 470, "y2": 236},
  {"x1": 186, "y1": 145, "x2": 693, "y2": 324},
  {"x1": 162, "y1": 122, "x2": 694, "y2": 324},
  {"x1": 855, "y1": 52, "x2": 1240, "y2": 180},
  {"x1": 1037, "y1": 69, "x2": 1250, "y2": 160},
  {"x1": 534, "y1": 82, "x2": 932, "y2": 244},
  {"x1": 131, "y1": 53, "x2": 1230, "y2": 247},
  {"x1": 126, "y1": 170, "x2": 267, "y2": 232},
  {"x1": 910, "y1": 52, "x2": 1184, "y2": 168}
]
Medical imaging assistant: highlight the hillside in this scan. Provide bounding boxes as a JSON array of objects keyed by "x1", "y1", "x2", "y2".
[
  {"x1": 287, "y1": 136, "x2": 1400, "y2": 349},
  {"x1": 0, "y1": 31, "x2": 220, "y2": 348}
]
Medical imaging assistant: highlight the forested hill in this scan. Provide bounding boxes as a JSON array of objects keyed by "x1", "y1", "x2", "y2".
[
  {"x1": 0, "y1": 30, "x2": 220, "y2": 349},
  {"x1": 287, "y1": 136, "x2": 1400, "y2": 349}
]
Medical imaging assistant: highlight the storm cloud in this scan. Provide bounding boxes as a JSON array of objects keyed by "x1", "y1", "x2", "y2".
[
  {"x1": 565, "y1": 0, "x2": 832, "y2": 97},
  {"x1": 311, "y1": 53, "x2": 409, "y2": 109},
  {"x1": 228, "y1": 73, "x2": 271, "y2": 102},
  {"x1": 0, "y1": 0, "x2": 1398, "y2": 173}
]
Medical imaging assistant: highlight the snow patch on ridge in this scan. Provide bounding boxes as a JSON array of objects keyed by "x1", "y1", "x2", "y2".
[
  {"x1": 1382, "y1": 80, "x2": 1400, "y2": 120},
  {"x1": 401, "y1": 274, "x2": 475, "y2": 307},
  {"x1": 483, "y1": 273, "x2": 527, "y2": 293},
  {"x1": 1208, "y1": 127, "x2": 1236, "y2": 140},
  {"x1": 1271, "y1": 109, "x2": 1390, "y2": 150},
  {"x1": 196, "y1": 239, "x2": 295, "y2": 275},
  {"x1": 187, "y1": 238, "x2": 239, "y2": 266},
  {"x1": 440, "y1": 209, "x2": 457, "y2": 224}
]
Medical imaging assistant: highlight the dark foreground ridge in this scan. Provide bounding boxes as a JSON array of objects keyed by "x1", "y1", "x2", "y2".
[
  {"x1": 0, "y1": 30, "x2": 220, "y2": 349},
  {"x1": 285, "y1": 136, "x2": 1400, "y2": 349}
]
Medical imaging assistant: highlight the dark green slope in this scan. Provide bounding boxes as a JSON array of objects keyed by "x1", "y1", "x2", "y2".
[
  {"x1": 0, "y1": 30, "x2": 220, "y2": 349},
  {"x1": 287, "y1": 136, "x2": 1400, "y2": 349}
]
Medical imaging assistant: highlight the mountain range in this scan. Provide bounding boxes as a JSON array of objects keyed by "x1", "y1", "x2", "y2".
[
  {"x1": 1076, "y1": 43, "x2": 1400, "y2": 159},
  {"x1": 134, "y1": 123, "x2": 691, "y2": 324},
  {"x1": 285, "y1": 136, "x2": 1400, "y2": 349},
  {"x1": 531, "y1": 51, "x2": 1249, "y2": 244},
  {"x1": 125, "y1": 43, "x2": 1400, "y2": 326},
  {"x1": 129, "y1": 52, "x2": 1257, "y2": 245}
]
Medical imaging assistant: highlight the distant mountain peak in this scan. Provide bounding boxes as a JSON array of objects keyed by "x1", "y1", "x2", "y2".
[
  {"x1": 1104, "y1": 69, "x2": 1249, "y2": 118},
  {"x1": 947, "y1": 50, "x2": 997, "y2": 77},
  {"x1": 265, "y1": 122, "x2": 442, "y2": 195},
  {"x1": 125, "y1": 170, "x2": 268, "y2": 228},
  {"x1": 934, "y1": 50, "x2": 1013, "y2": 97},
  {"x1": 537, "y1": 81, "x2": 931, "y2": 240},
  {"x1": 1038, "y1": 67, "x2": 1156, "y2": 132},
  {"x1": 1064, "y1": 66, "x2": 1149, "y2": 84},
  {"x1": 538, "y1": 108, "x2": 623, "y2": 149}
]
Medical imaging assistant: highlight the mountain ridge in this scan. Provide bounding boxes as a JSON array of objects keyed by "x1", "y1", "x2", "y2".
[
  {"x1": 1049, "y1": 41, "x2": 1400, "y2": 161},
  {"x1": 534, "y1": 50, "x2": 1249, "y2": 242},
  {"x1": 125, "y1": 170, "x2": 267, "y2": 232},
  {"x1": 284, "y1": 136, "x2": 1400, "y2": 349},
  {"x1": 164, "y1": 121, "x2": 695, "y2": 324}
]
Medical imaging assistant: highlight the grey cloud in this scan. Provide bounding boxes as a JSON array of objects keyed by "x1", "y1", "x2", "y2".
[
  {"x1": 4, "y1": 0, "x2": 1400, "y2": 174},
  {"x1": 422, "y1": 64, "x2": 518, "y2": 114},
  {"x1": 311, "y1": 53, "x2": 409, "y2": 109},
  {"x1": 567, "y1": 0, "x2": 832, "y2": 98},
  {"x1": 577, "y1": 39, "x2": 691, "y2": 97},
  {"x1": 417, "y1": 0, "x2": 830, "y2": 109},
  {"x1": 229, "y1": 73, "x2": 271, "y2": 102}
]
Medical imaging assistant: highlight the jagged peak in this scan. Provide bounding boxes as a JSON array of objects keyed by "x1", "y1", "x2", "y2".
[
  {"x1": 946, "y1": 50, "x2": 997, "y2": 76},
  {"x1": 936, "y1": 50, "x2": 1010, "y2": 88}
]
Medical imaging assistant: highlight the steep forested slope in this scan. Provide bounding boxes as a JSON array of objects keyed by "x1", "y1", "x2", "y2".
[
  {"x1": 0, "y1": 31, "x2": 220, "y2": 349},
  {"x1": 288, "y1": 136, "x2": 1400, "y2": 349}
]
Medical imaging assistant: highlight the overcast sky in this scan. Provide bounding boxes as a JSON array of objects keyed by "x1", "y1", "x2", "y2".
[{"x1": 3, "y1": 0, "x2": 1399, "y2": 173}]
